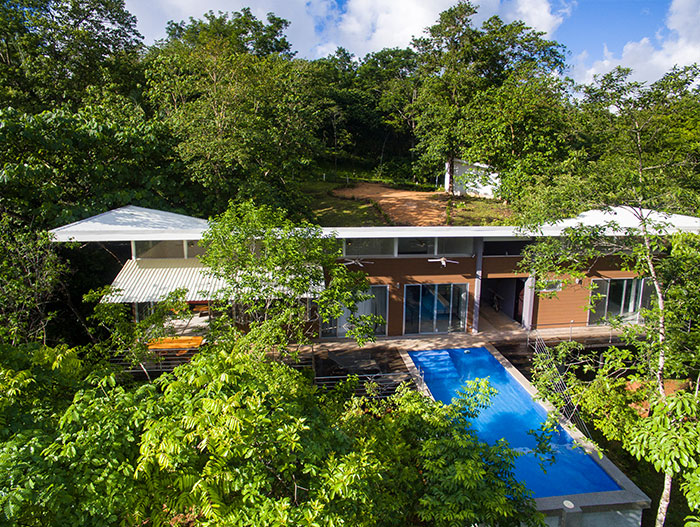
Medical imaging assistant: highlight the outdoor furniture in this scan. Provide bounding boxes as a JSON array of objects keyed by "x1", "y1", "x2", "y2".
[{"x1": 148, "y1": 336, "x2": 204, "y2": 355}]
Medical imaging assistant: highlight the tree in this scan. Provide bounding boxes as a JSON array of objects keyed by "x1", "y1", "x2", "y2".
[
  {"x1": 146, "y1": 44, "x2": 322, "y2": 216},
  {"x1": 0, "y1": 338, "x2": 541, "y2": 526},
  {"x1": 0, "y1": 94, "x2": 188, "y2": 229},
  {"x1": 457, "y1": 65, "x2": 575, "y2": 203},
  {"x1": 519, "y1": 65, "x2": 700, "y2": 527},
  {"x1": 164, "y1": 8, "x2": 294, "y2": 57},
  {"x1": 356, "y1": 48, "x2": 419, "y2": 175},
  {"x1": 412, "y1": 1, "x2": 564, "y2": 187},
  {"x1": 200, "y1": 200, "x2": 377, "y2": 352},
  {"x1": 0, "y1": 0, "x2": 143, "y2": 111},
  {"x1": 0, "y1": 217, "x2": 64, "y2": 345}
]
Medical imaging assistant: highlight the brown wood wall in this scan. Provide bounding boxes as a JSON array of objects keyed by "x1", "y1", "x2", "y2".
[
  {"x1": 482, "y1": 256, "x2": 528, "y2": 278},
  {"x1": 342, "y1": 255, "x2": 638, "y2": 335},
  {"x1": 533, "y1": 257, "x2": 638, "y2": 329},
  {"x1": 360, "y1": 257, "x2": 476, "y2": 336}
]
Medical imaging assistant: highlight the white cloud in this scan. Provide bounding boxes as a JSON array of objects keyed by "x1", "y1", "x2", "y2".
[
  {"x1": 500, "y1": 0, "x2": 565, "y2": 36},
  {"x1": 125, "y1": 0, "x2": 573, "y2": 59},
  {"x1": 572, "y1": 0, "x2": 700, "y2": 84}
]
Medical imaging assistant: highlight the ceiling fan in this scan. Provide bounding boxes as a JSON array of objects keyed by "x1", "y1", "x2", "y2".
[
  {"x1": 428, "y1": 257, "x2": 459, "y2": 267},
  {"x1": 342, "y1": 257, "x2": 374, "y2": 267}
]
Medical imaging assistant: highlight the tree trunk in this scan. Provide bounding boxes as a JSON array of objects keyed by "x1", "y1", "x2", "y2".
[
  {"x1": 446, "y1": 155, "x2": 455, "y2": 194},
  {"x1": 639, "y1": 221, "x2": 666, "y2": 399},
  {"x1": 655, "y1": 472, "x2": 673, "y2": 527}
]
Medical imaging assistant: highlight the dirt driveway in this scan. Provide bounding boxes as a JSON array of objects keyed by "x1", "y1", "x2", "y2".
[{"x1": 333, "y1": 182, "x2": 447, "y2": 226}]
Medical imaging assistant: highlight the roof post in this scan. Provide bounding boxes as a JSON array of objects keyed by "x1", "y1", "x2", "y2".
[{"x1": 471, "y1": 237, "x2": 483, "y2": 333}]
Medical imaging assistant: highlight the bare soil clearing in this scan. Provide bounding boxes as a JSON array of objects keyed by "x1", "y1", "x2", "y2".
[{"x1": 332, "y1": 182, "x2": 448, "y2": 226}]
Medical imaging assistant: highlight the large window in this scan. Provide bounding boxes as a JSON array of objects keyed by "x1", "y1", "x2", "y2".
[
  {"x1": 398, "y1": 238, "x2": 435, "y2": 255},
  {"x1": 322, "y1": 285, "x2": 388, "y2": 337},
  {"x1": 404, "y1": 283, "x2": 468, "y2": 334},
  {"x1": 134, "y1": 240, "x2": 184, "y2": 259},
  {"x1": 589, "y1": 278, "x2": 653, "y2": 325},
  {"x1": 344, "y1": 238, "x2": 394, "y2": 256},
  {"x1": 437, "y1": 237, "x2": 473, "y2": 256},
  {"x1": 483, "y1": 239, "x2": 532, "y2": 256}
]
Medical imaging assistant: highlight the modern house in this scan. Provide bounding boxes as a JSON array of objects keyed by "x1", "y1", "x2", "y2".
[{"x1": 50, "y1": 205, "x2": 700, "y2": 337}]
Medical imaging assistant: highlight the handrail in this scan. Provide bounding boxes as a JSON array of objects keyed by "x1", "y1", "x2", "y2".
[{"x1": 529, "y1": 330, "x2": 592, "y2": 438}]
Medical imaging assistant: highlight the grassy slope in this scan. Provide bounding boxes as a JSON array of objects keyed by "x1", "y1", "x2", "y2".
[
  {"x1": 300, "y1": 180, "x2": 389, "y2": 227},
  {"x1": 447, "y1": 195, "x2": 513, "y2": 226},
  {"x1": 303, "y1": 176, "x2": 512, "y2": 227}
]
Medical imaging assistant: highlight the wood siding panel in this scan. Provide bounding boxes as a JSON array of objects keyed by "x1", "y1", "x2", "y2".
[
  {"x1": 482, "y1": 256, "x2": 527, "y2": 278},
  {"x1": 533, "y1": 271, "x2": 638, "y2": 329}
]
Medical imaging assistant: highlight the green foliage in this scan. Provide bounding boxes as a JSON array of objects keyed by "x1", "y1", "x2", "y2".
[
  {"x1": 201, "y1": 201, "x2": 377, "y2": 351},
  {"x1": 85, "y1": 287, "x2": 189, "y2": 365},
  {"x1": 164, "y1": 8, "x2": 293, "y2": 57},
  {"x1": 0, "y1": 0, "x2": 143, "y2": 111},
  {"x1": 412, "y1": 1, "x2": 565, "y2": 185},
  {"x1": 0, "y1": 101, "x2": 185, "y2": 228},
  {"x1": 146, "y1": 42, "x2": 321, "y2": 215},
  {"x1": 0, "y1": 217, "x2": 64, "y2": 344},
  {"x1": 458, "y1": 66, "x2": 575, "y2": 202}
]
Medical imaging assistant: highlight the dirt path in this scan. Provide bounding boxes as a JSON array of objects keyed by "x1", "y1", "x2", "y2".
[{"x1": 333, "y1": 182, "x2": 447, "y2": 226}]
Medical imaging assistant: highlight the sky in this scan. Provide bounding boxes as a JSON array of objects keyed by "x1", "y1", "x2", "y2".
[{"x1": 123, "y1": 0, "x2": 700, "y2": 84}]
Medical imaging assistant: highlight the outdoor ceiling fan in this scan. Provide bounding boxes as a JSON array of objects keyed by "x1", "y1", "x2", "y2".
[
  {"x1": 342, "y1": 257, "x2": 374, "y2": 267},
  {"x1": 428, "y1": 257, "x2": 459, "y2": 267}
]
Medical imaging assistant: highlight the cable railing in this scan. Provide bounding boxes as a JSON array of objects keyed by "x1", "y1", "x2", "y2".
[
  {"x1": 528, "y1": 331, "x2": 592, "y2": 438},
  {"x1": 314, "y1": 372, "x2": 414, "y2": 399}
]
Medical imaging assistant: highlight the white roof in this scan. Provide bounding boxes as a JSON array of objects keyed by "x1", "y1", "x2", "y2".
[
  {"x1": 49, "y1": 205, "x2": 208, "y2": 242},
  {"x1": 552, "y1": 206, "x2": 700, "y2": 233},
  {"x1": 50, "y1": 205, "x2": 700, "y2": 244},
  {"x1": 104, "y1": 258, "x2": 227, "y2": 303},
  {"x1": 322, "y1": 226, "x2": 528, "y2": 238}
]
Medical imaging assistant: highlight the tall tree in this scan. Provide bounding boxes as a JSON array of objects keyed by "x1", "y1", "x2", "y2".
[
  {"x1": 200, "y1": 200, "x2": 376, "y2": 351},
  {"x1": 520, "y1": 65, "x2": 700, "y2": 526},
  {"x1": 0, "y1": 0, "x2": 143, "y2": 111},
  {"x1": 0, "y1": 218, "x2": 64, "y2": 345},
  {"x1": 412, "y1": 1, "x2": 565, "y2": 187},
  {"x1": 147, "y1": 42, "x2": 321, "y2": 215},
  {"x1": 458, "y1": 65, "x2": 575, "y2": 203},
  {"x1": 164, "y1": 8, "x2": 293, "y2": 57},
  {"x1": 0, "y1": 93, "x2": 186, "y2": 229}
]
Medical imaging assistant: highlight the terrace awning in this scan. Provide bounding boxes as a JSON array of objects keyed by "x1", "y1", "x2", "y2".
[
  {"x1": 104, "y1": 259, "x2": 227, "y2": 303},
  {"x1": 104, "y1": 258, "x2": 324, "y2": 303}
]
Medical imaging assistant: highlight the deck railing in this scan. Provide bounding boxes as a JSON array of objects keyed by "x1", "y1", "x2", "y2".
[
  {"x1": 528, "y1": 331, "x2": 592, "y2": 438},
  {"x1": 314, "y1": 372, "x2": 414, "y2": 399}
]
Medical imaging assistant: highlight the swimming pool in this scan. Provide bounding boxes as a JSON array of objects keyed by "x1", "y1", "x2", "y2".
[{"x1": 409, "y1": 347, "x2": 621, "y2": 498}]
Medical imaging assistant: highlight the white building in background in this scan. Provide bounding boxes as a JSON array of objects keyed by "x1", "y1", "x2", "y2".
[{"x1": 445, "y1": 160, "x2": 500, "y2": 198}]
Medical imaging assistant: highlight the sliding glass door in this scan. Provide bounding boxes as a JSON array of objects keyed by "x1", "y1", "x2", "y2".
[
  {"x1": 322, "y1": 285, "x2": 388, "y2": 337},
  {"x1": 404, "y1": 283, "x2": 468, "y2": 334},
  {"x1": 589, "y1": 278, "x2": 652, "y2": 324}
]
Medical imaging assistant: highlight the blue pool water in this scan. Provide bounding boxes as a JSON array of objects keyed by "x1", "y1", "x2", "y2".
[{"x1": 409, "y1": 347, "x2": 621, "y2": 498}]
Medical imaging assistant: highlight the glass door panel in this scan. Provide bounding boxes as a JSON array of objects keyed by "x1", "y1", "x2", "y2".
[
  {"x1": 370, "y1": 285, "x2": 388, "y2": 335},
  {"x1": 420, "y1": 285, "x2": 436, "y2": 333},
  {"x1": 404, "y1": 283, "x2": 469, "y2": 334},
  {"x1": 451, "y1": 284, "x2": 468, "y2": 332},
  {"x1": 404, "y1": 285, "x2": 421, "y2": 334},
  {"x1": 435, "y1": 284, "x2": 451, "y2": 333}
]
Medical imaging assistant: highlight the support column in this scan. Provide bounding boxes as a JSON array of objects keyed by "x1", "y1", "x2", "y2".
[
  {"x1": 472, "y1": 238, "x2": 483, "y2": 333},
  {"x1": 522, "y1": 275, "x2": 536, "y2": 330}
]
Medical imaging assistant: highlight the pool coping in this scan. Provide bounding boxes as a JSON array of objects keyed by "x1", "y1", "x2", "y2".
[{"x1": 402, "y1": 342, "x2": 651, "y2": 518}]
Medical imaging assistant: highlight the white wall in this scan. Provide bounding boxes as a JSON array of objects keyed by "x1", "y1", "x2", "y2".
[{"x1": 445, "y1": 160, "x2": 499, "y2": 198}]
